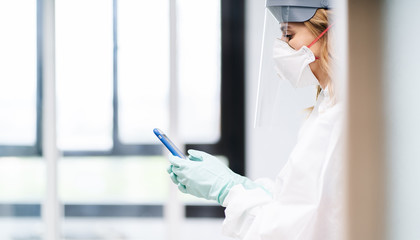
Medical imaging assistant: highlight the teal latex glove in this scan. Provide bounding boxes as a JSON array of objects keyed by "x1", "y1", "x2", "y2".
[{"x1": 167, "y1": 149, "x2": 262, "y2": 205}]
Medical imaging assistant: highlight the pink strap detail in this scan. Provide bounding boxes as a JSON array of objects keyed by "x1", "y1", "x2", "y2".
[{"x1": 307, "y1": 23, "x2": 335, "y2": 49}]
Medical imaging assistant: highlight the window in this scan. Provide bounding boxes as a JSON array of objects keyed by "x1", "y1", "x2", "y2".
[
  {"x1": 0, "y1": 0, "x2": 40, "y2": 156},
  {"x1": 117, "y1": 0, "x2": 170, "y2": 144},
  {"x1": 0, "y1": 0, "x2": 245, "y2": 238},
  {"x1": 56, "y1": 0, "x2": 114, "y2": 151},
  {"x1": 0, "y1": 1, "x2": 44, "y2": 239}
]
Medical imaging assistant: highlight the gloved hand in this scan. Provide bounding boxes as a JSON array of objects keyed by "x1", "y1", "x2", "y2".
[{"x1": 167, "y1": 149, "x2": 263, "y2": 205}]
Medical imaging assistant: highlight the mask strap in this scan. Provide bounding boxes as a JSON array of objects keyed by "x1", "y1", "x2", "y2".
[{"x1": 308, "y1": 23, "x2": 335, "y2": 49}]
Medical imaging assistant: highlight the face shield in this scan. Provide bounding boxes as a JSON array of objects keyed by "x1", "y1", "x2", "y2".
[{"x1": 254, "y1": 2, "x2": 327, "y2": 128}]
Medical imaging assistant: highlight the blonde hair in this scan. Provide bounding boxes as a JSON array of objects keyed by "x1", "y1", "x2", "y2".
[{"x1": 304, "y1": 9, "x2": 335, "y2": 102}]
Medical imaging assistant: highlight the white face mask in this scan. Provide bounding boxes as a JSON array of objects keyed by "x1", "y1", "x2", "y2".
[{"x1": 272, "y1": 38, "x2": 319, "y2": 88}]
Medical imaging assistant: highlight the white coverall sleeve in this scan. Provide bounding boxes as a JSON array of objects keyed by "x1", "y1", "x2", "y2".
[
  {"x1": 254, "y1": 177, "x2": 276, "y2": 194},
  {"x1": 221, "y1": 104, "x2": 344, "y2": 240},
  {"x1": 220, "y1": 177, "x2": 276, "y2": 239},
  {"x1": 222, "y1": 182, "x2": 324, "y2": 240},
  {"x1": 221, "y1": 185, "x2": 274, "y2": 239}
]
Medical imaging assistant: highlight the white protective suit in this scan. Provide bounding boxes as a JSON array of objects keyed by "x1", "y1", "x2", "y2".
[{"x1": 222, "y1": 87, "x2": 345, "y2": 240}]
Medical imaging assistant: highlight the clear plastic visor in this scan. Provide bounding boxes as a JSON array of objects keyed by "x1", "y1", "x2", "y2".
[{"x1": 254, "y1": 8, "x2": 318, "y2": 128}]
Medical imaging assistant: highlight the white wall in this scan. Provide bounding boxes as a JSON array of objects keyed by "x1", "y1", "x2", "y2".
[{"x1": 384, "y1": 1, "x2": 420, "y2": 239}]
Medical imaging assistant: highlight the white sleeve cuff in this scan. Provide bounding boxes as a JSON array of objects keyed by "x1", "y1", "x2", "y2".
[{"x1": 222, "y1": 184, "x2": 273, "y2": 238}]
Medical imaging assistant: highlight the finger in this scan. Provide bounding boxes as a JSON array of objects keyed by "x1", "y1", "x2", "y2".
[
  {"x1": 169, "y1": 172, "x2": 180, "y2": 185},
  {"x1": 166, "y1": 165, "x2": 173, "y2": 174},
  {"x1": 177, "y1": 183, "x2": 188, "y2": 193},
  {"x1": 168, "y1": 155, "x2": 185, "y2": 167},
  {"x1": 188, "y1": 155, "x2": 202, "y2": 162},
  {"x1": 187, "y1": 149, "x2": 206, "y2": 161},
  {"x1": 171, "y1": 167, "x2": 187, "y2": 184},
  {"x1": 176, "y1": 177, "x2": 188, "y2": 186},
  {"x1": 188, "y1": 149, "x2": 214, "y2": 159}
]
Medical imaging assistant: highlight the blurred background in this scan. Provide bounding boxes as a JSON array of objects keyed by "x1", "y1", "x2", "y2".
[
  {"x1": 0, "y1": 0, "x2": 231, "y2": 239},
  {"x1": 1, "y1": 0, "x2": 420, "y2": 240}
]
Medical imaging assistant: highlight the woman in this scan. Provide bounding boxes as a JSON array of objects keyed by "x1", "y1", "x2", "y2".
[{"x1": 167, "y1": 1, "x2": 344, "y2": 239}]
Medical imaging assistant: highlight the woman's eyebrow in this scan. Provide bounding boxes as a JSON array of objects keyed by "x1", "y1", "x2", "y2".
[{"x1": 280, "y1": 25, "x2": 291, "y2": 33}]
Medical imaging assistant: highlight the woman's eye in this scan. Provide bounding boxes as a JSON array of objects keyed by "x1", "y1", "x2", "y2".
[{"x1": 283, "y1": 34, "x2": 293, "y2": 40}]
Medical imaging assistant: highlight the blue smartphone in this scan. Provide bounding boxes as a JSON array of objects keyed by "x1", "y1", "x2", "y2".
[{"x1": 153, "y1": 128, "x2": 186, "y2": 159}]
